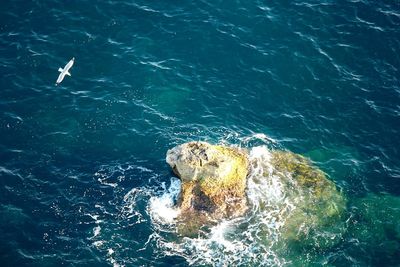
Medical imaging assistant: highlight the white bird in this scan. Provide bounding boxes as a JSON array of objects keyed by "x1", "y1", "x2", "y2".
[{"x1": 56, "y1": 57, "x2": 74, "y2": 85}]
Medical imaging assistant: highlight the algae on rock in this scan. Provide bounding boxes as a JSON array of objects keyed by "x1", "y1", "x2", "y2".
[{"x1": 269, "y1": 151, "x2": 347, "y2": 249}]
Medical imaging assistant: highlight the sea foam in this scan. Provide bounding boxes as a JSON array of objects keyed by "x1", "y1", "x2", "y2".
[{"x1": 149, "y1": 177, "x2": 181, "y2": 224}]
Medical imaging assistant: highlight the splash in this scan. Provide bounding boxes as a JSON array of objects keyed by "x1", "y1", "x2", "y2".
[{"x1": 149, "y1": 177, "x2": 181, "y2": 224}]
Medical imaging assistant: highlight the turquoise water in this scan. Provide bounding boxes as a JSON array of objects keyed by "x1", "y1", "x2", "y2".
[{"x1": 1, "y1": 1, "x2": 399, "y2": 266}]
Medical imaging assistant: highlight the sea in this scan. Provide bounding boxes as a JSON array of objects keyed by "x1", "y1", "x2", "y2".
[{"x1": 1, "y1": 0, "x2": 399, "y2": 266}]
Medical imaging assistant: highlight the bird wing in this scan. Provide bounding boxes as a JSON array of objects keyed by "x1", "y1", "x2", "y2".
[
  {"x1": 56, "y1": 72, "x2": 65, "y2": 84},
  {"x1": 64, "y1": 58, "x2": 74, "y2": 71}
]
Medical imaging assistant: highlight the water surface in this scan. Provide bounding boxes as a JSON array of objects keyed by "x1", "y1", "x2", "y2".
[{"x1": 1, "y1": 0, "x2": 399, "y2": 266}]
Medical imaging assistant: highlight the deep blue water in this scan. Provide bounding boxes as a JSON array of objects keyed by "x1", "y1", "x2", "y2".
[{"x1": 1, "y1": 0, "x2": 400, "y2": 266}]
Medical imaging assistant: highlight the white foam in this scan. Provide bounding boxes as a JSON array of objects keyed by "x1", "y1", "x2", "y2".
[
  {"x1": 109, "y1": 257, "x2": 122, "y2": 267},
  {"x1": 149, "y1": 177, "x2": 181, "y2": 223},
  {"x1": 240, "y1": 133, "x2": 277, "y2": 146},
  {"x1": 93, "y1": 240, "x2": 104, "y2": 247},
  {"x1": 93, "y1": 226, "x2": 101, "y2": 237},
  {"x1": 248, "y1": 146, "x2": 285, "y2": 205},
  {"x1": 121, "y1": 188, "x2": 148, "y2": 224},
  {"x1": 95, "y1": 171, "x2": 118, "y2": 188}
]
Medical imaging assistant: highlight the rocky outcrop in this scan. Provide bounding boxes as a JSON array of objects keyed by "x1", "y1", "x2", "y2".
[
  {"x1": 166, "y1": 142, "x2": 249, "y2": 234},
  {"x1": 166, "y1": 142, "x2": 347, "y2": 243}
]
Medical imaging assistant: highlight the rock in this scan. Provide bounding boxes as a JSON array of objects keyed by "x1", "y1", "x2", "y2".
[
  {"x1": 269, "y1": 151, "x2": 347, "y2": 249},
  {"x1": 166, "y1": 142, "x2": 347, "y2": 243},
  {"x1": 166, "y1": 142, "x2": 249, "y2": 234}
]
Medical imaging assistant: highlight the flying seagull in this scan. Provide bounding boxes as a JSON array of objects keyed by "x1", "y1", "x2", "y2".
[{"x1": 56, "y1": 57, "x2": 74, "y2": 85}]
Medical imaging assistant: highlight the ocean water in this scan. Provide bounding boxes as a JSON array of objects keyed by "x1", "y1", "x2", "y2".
[{"x1": 1, "y1": 0, "x2": 400, "y2": 266}]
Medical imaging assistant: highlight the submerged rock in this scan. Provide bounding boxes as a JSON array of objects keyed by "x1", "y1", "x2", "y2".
[
  {"x1": 305, "y1": 145, "x2": 361, "y2": 182},
  {"x1": 348, "y1": 194, "x2": 400, "y2": 265},
  {"x1": 166, "y1": 142, "x2": 249, "y2": 234},
  {"x1": 268, "y1": 151, "x2": 347, "y2": 249}
]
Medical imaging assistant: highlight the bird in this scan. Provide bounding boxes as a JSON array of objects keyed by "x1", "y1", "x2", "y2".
[{"x1": 56, "y1": 57, "x2": 74, "y2": 85}]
